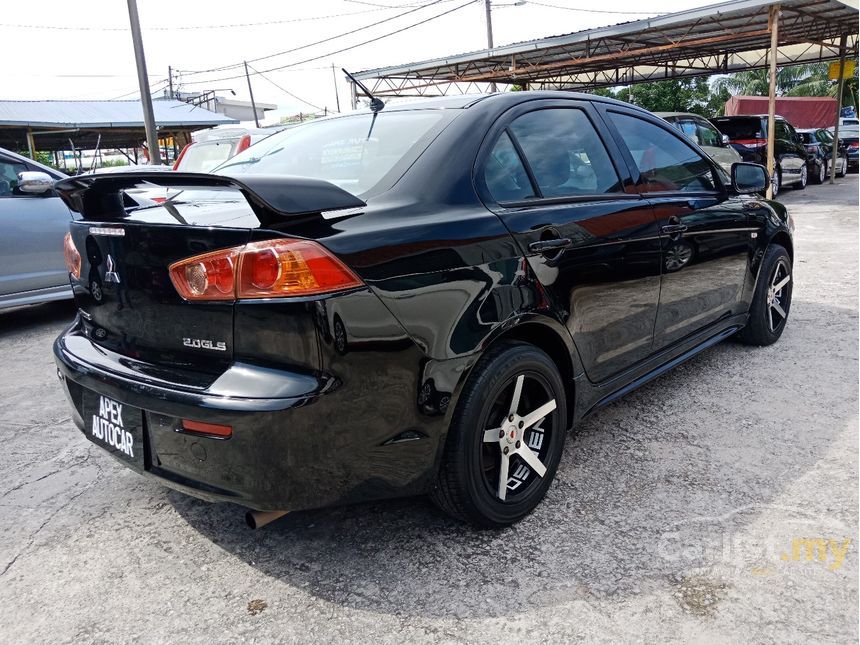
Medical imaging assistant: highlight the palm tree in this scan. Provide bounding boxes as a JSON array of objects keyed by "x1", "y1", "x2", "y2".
[{"x1": 715, "y1": 62, "x2": 858, "y2": 109}]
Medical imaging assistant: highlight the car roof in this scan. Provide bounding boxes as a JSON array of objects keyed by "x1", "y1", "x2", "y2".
[{"x1": 654, "y1": 112, "x2": 708, "y2": 119}]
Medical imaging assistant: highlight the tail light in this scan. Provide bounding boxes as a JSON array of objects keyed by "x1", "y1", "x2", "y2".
[
  {"x1": 181, "y1": 419, "x2": 232, "y2": 439},
  {"x1": 234, "y1": 134, "x2": 252, "y2": 155},
  {"x1": 849, "y1": 141, "x2": 859, "y2": 149},
  {"x1": 169, "y1": 238, "x2": 363, "y2": 302},
  {"x1": 733, "y1": 138, "x2": 767, "y2": 149},
  {"x1": 63, "y1": 233, "x2": 81, "y2": 279},
  {"x1": 805, "y1": 145, "x2": 818, "y2": 153},
  {"x1": 172, "y1": 143, "x2": 194, "y2": 170}
]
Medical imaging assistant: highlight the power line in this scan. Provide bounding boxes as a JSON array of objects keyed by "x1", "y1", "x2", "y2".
[
  {"x1": 109, "y1": 78, "x2": 169, "y2": 100},
  {"x1": 525, "y1": 1, "x2": 664, "y2": 15},
  {"x1": 0, "y1": 4, "x2": 428, "y2": 31},
  {"x1": 246, "y1": 64, "x2": 325, "y2": 112},
  {"x1": 180, "y1": 0, "x2": 478, "y2": 86},
  {"x1": 177, "y1": 0, "x2": 449, "y2": 77}
]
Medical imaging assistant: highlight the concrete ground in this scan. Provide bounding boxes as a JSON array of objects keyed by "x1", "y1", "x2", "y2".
[{"x1": 0, "y1": 176, "x2": 857, "y2": 644}]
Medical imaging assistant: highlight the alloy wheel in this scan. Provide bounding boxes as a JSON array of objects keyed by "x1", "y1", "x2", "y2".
[
  {"x1": 798, "y1": 164, "x2": 807, "y2": 188},
  {"x1": 480, "y1": 373, "x2": 557, "y2": 502},
  {"x1": 767, "y1": 258, "x2": 791, "y2": 333},
  {"x1": 818, "y1": 161, "x2": 826, "y2": 183}
]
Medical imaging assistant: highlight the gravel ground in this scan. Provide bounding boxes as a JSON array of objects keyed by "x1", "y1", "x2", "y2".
[{"x1": 0, "y1": 177, "x2": 857, "y2": 644}]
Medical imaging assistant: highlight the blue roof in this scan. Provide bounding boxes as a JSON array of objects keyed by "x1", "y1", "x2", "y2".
[{"x1": 0, "y1": 99, "x2": 238, "y2": 129}]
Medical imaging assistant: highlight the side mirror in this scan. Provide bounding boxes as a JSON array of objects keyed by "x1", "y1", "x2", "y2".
[
  {"x1": 731, "y1": 162, "x2": 768, "y2": 194},
  {"x1": 721, "y1": 134, "x2": 730, "y2": 146},
  {"x1": 17, "y1": 171, "x2": 54, "y2": 194}
]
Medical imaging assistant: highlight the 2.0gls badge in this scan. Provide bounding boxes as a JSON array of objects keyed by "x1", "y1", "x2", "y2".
[{"x1": 182, "y1": 338, "x2": 227, "y2": 351}]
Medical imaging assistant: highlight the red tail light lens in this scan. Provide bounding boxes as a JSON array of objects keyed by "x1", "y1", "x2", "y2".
[
  {"x1": 169, "y1": 247, "x2": 239, "y2": 301},
  {"x1": 733, "y1": 138, "x2": 767, "y2": 149},
  {"x1": 63, "y1": 233, "x2": 81, "y2": 279},
  {"x1": 168, "y1": 239, "x2": 363, "y2": 301},
  {"x1": 234, "y1": 134, "x2": 252, "y2": 155},
  {"x1": 172, "y1": 143, "x2": 193, "y2": 170}
]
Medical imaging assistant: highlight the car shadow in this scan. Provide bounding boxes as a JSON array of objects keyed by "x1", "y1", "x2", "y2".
[
  {"x1": 168, "y1": 298, "x2": 856, "y2": 619},
  {"x1": 0, "y1": 299, "x2": 76, "y2": 339}
]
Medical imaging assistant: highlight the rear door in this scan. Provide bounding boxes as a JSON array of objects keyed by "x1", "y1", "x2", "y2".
[
  {"x1": 599, "y1": 107, "x2": 752, "y2": 350},
  {"x1": 0, "y1": 154, "x2": 72, "y2": 296},
  {"x1": 477, "y1": 100, "x2": 662, "y2": 383}
]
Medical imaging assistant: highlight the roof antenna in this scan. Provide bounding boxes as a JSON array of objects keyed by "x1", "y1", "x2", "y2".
[{"x1": 342, "y1": 69, "x2": 385, "y2": 113}]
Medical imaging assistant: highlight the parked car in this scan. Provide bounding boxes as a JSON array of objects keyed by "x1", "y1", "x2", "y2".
[
  {"x1": 0, "y1": 147, "x2": 76, "y2": 310},
  {"x1": 828, "y1": 124, "x2": 859, "y2": 172},
  {"x1": 710, "y1": 114, "x2": 809, "y2": 195},
  {"x1": 797, "y1": 128, "x2": 849, "y2": 182},
  {"x1": 54, "y1": 93, "x2": 793, "y2": 528},
  {"x1": 656, "y1": 112, "x2": 742, "y2": 175},
  {"x1": 172, "y1": 126, "x2": 287, "y2": 173}
]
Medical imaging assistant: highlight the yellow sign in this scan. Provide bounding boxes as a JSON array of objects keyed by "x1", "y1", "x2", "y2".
[{"x1": 828, "y1": 60, "x2": 856, "y2": 80}]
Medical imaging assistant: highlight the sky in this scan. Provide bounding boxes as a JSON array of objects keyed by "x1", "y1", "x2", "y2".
[{"x1": 1, "y1": 0, "x2": 715, "y2": 124}]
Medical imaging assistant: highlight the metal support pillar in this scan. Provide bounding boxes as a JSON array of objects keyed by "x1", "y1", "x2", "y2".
[
  {"x1": 765, "y1": 4, "x2": 779, "y2": 199},
  {"x1": 830, "y1": 33, "x2": 848, "y2": 184}
]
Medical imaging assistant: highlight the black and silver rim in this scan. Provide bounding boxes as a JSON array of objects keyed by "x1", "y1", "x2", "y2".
[
  {"x1": 819, "y1": 162, "x2": 826, "y2": 183},
  {"x1": 799, "y1": 165, "x2": 807, "y2": 187},
  {"x1": 480, "y1": 373, "x2": 556, "y2": 502},
  {"x1": 772, "y1": 171, "x2": 780, "y2": 196},
  {"x1": 767, "y1": 259, "x2": 791, "y2": 333}
]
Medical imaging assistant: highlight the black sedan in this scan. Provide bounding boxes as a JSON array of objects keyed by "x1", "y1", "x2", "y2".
[
  {"x1": 797, "y1": 128, "x2": 849, "y2": 182},
  {"x1": 53, "y1": 92, "x2": 793, "y2": 528}
]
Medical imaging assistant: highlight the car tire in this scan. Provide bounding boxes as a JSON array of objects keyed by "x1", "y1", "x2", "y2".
[
  {"x1": 837, "y1": 154, "x2": 848, "y2": 177},
  {"x1": 812, "y1": 161, "x2": 826, "y2": 184},
  {"x1": 431, "y1": 341, "x2": 567, "y2": 528},
  {"x1": 771, "y1": 166, "x2": 781, "y2": 197},
  {"x1": 793, "y1": 164, "x2": 807, "y2": 190},
  {"x1": 737, "y1": 244, "x2": 792, "y2": 346}
]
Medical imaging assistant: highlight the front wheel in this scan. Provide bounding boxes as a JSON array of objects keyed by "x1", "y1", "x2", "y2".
[
  {"x1": 812, "y1": 160, "x2": 826, "y2": 184},
  {"x1": 737, "y1": 244, "x2": 792, "y2": 346},
  {"x1": 837, "y1": 154, "x2": 848, "y2": 177},
  {"x1": 771, "y1": 167, "x2": 782, "y2": 197},
  {"x1": 431, "y1": 342, "x2": 567, "y2": 528}
]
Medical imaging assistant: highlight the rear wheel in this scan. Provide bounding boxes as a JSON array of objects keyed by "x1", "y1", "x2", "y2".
[
  {"x1": 812, "y1": 160, "x2": 826, "y2": 184},
  {"x1": 431, "y1": 342, "x2": 567, "y2": 528},
  {"x1": 737, "y1": 244, "x2": 792, "y2": 346},
  {"x1": 793, "y1": 164, "x2": 807, "y2": 190}
]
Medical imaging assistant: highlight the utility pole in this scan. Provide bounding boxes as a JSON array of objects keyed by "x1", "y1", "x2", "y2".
[
  {"x1": 126, "y1": 0, "x2": 161, "y2": 165},
  {"x1": 244, "y1": 61, "x2": 261, "y2": 128},
  {"x1": 168, "y1": 65, "x2": 174, "y2": 100},
  {"x1": 484, "y1": 0, "x2": 496, "y2": 93},
  {"x1": 331, "y1": 64, "x2": 341, "y2": 113}
]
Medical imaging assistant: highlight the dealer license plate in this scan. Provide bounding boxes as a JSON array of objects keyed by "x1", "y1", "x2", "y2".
[{"x1": 81, "y1": 391, "x2": 144, "y2": 467}]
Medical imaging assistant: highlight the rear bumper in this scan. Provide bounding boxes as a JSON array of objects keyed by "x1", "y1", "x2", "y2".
[{"x1": 54, "y1": 318, "x2": 441, "y2": 511}]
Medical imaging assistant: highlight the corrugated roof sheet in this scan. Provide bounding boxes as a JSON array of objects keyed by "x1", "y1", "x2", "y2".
[{"x1": 0, "y1": 99, "x2": 238, "y2": 128}]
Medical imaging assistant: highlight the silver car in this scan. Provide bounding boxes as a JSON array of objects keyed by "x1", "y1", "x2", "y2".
[
  {"x1": 0, "y1": 148, "x2": 75, "y2": 310},
  {"x1": 656, "y1": 112, "x2": 743, "y2": 175}
]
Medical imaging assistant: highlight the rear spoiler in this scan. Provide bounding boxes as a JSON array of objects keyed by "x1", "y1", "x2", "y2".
[{"x1": 54, "y1": 171, "x2": 366, "y2": 224}]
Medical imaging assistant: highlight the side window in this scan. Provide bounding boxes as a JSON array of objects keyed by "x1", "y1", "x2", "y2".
[
  {"x1": 678, "y1": 120, "x2": 701, "y2": 145},
  {"x1": 774, "y1": 121, "x2": 789, "y2": 140},
  {"x1": 509, "y1": 108, "x2": 622, "y2": 198},
  {"x1": 696, "y1": 120, "x2": 723, "y2": 147},
  {"x1": 607, "y1": 112, "x2": 717, "y2": 193},
  {"x1": 817, "y1": 130, "x2": 833, "y2": 144},
  {"x1": 0, "y1": 158, "x2": 28, "y2": 198},
  {"x1": 482, "y1": 131, "x2": 535, "y2": 203}
]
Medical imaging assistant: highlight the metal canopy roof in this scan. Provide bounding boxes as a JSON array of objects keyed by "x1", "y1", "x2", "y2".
[
  {"x1": 0, "y1": 99, "x2": 238, "y2": 152},
  {"x1": 355, "y1": 0, "x2": 859, "y2": 97}
]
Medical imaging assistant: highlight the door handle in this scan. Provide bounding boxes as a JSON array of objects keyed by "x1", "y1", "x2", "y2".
[
  {"x1": 661, "y1": 223, "x2": 688, "y2": 235},
  {"x1": 529, "y1": 238, "x2": 573, "y2": 253}
]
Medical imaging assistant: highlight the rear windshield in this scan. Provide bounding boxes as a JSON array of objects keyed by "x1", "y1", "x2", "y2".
[
  {"x1": 711, "y1": 117, "x2": 764, "y2": 140},
  {"x1": 216, "y1": 110, "x2": 446, "y2": 196},
  {"x1": 178, "y1": 140, "x2": 238, "y2": 173}
]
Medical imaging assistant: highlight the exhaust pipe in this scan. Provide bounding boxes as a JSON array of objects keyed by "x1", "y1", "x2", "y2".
[{"x1": 245, "y1": 509, "x2": 288, "y2": 529}]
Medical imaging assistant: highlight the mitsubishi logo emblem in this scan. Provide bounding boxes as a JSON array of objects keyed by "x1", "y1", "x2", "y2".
[{"x1": 104, "y1": 255, "x2": 121, "y2": 284}]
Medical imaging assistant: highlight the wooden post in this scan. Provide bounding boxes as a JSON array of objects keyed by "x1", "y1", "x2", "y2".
[
  {"x1": 829, "y1": 33, "x2": 848, "y2": 184},
  {"x1": 765, "y1": 4, "x2": 779, "y2": 199}
]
